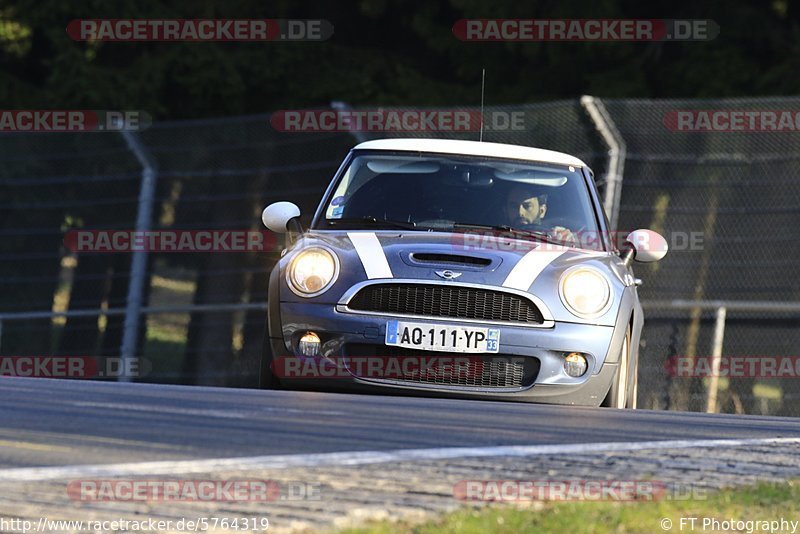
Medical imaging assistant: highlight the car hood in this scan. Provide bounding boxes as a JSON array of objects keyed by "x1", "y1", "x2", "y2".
[{"x1": 278, "y1": 230, "x2": 632, "y2": 326}]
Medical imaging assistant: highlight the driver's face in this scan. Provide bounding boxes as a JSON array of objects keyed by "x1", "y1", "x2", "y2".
[{"x1": 506, "y1": 191, "x2": 546, "y2": 226}]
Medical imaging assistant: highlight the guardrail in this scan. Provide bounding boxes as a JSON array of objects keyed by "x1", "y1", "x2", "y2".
[
  {"x1": 2, "y1": 299, "x2": 798, "y2": 411},
  {"x1": 0, "y1": 302, "x2": 268, "y2": 381}
]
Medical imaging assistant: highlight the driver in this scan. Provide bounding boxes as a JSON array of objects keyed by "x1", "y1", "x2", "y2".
[{"x1": 504, "y1": 184, "x2": 575, "y2": 243}]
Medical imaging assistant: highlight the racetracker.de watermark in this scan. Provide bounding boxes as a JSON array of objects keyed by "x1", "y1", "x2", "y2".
[
  {"x1": 270, "y1": 109, "x2": 530, "y2": 133},
  {"x1": 63, "y1": 230, "x2": 278, "y2": 253},
  {"x1": 67, "y1": 479, "x2": 320, "y2": 502},
  {"x1": 451, "y1": 230, "x2": 700, "y2": 252},
  {"x1": 453, "y1": 480, "x2": 707, "y2": 501},
  {"x1": 0, "y1": 356, "x2": 148, "y2": 379},
  {"x1": 67, "y1": 19, "x2": 333, "y2": 41},
  {"x1": 664, "y1": 110, "x2": 800, "y2": 132},
  {"x1": 0, "y1": 110, "x2": 149, "y2": 132},
  {"x1": 452, "y1": 19, "x2": 718, "y2": 41},
  {"x1": 272, "y1": 355, "x2": 491, "y2": 380},
  {"x1": 1, "y1": 517, "x2": 270, "y2": 534},
  {"x1": 665, "y1": 356, "x2": 800, "y2": 378}
]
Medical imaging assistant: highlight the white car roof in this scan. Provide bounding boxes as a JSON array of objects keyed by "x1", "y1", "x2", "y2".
[{"x1": 353, "y1": 138, "x2": 587, "y2": 167}]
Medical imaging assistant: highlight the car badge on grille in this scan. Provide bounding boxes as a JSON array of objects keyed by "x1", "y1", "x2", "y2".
[{"x1": 435, "y1": 270, "x2": 463, "y2": 280}]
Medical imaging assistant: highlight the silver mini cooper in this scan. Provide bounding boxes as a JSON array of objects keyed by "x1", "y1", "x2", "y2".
[{"x1": 261, "y1": 139, "x2": 666, "y2": 408}]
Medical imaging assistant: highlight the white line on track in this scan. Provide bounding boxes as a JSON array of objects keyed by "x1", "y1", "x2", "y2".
[
  {"x1": 70, "y1": 401, "x2": 347, "y2": 418},
  {"x1": 1, "y1": 437, "x2": 799, "y2": 482}
]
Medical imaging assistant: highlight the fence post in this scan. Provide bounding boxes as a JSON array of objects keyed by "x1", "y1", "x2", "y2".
[
  {"x1": 580, "y1": 95, "x2": 626, "y2": 230},
  {"x1": 330, "y1": 101, "x2": 368, "y2": 143},
  {"x1": 118, "y1": 130, "x2": 158, "y2": 382},
  {"x1": 705, "y1": 306, "x2": 727, "y2": 413}
]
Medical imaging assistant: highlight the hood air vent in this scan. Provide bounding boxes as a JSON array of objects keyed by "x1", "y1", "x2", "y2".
[{"x1": 410, "y1": 253, "x2": 491, "y2": 267}]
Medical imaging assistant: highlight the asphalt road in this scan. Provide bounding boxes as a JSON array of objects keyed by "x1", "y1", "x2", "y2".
[{"x1": 1, "y1": 377, "x2": 800, "y2": 469}]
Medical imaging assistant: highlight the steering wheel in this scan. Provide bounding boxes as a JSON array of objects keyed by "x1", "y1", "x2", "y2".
[{"x1": 518, "y1": 218, "x2": 586, "y2": 244}]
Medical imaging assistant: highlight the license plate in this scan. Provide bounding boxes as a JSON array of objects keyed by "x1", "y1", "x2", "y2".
[{"x1": 385, "y1": 320, "x2": 500, "y2": 353}]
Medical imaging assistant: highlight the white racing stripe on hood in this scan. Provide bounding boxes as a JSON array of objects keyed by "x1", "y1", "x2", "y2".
[
  {"x1": 502, "y1": 245, "x2": 567, "y2": 291},
  {"x1": 348, "y1": 232, "x2": 393, "y2": 279}
]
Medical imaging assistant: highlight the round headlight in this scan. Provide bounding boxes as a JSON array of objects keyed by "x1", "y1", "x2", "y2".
[
  {"x1": 287, "y1": 247, "x2": 339, "y2": 297},
  {"x1": 559, "y1": 267, "x2": 612, "y2": 318}
]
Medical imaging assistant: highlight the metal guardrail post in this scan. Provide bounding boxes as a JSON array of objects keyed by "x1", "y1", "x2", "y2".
[
  {"x1": 705, "y1": 306, "x2": 727, "y2": 413},
  {"x1": 580, "y1": 95, "x2": 626, "y2": 230},
  {"x1": 118, "y1": 130, "x2": 158, "y2": 382},
  {"x1": 330, "y1": 101, "x2": 368, "y2": 143}
]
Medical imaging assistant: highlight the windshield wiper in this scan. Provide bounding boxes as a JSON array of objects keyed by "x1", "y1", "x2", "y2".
[
  {"x1": 452, "y1": 223, "x2": 561, "y2": 245},
  {"x1": 327, "y1": 216, "x2": 418, "y2": 230}
]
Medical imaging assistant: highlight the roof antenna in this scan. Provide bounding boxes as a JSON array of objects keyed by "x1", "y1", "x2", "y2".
[{"x1": 479, "y1": 68, "x2": 486, "y2": 142}]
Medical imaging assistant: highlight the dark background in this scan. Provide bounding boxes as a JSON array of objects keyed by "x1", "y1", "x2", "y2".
[{"x1": 2, "y1": 1, "x2": 798, "y2": 114}]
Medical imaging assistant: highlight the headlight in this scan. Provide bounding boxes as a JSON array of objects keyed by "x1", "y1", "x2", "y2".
[
  {"x1": 559, "y1": 267, "x2": 612, "y2": 318},
  {"x1": 287, "y1": 247, "x2": 339, "y2": 297}
]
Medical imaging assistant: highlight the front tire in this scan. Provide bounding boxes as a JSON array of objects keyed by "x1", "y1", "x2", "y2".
[{"x1": 602, "y1": 326, "x2": 635, "y2": 409}]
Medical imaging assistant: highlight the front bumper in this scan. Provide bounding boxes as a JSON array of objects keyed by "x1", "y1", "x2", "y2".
[{"x1": 271, "y1": 302, "x2": 621, "y2": 406}]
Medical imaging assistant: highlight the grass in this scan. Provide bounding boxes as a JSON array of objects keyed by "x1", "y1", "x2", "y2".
[
  {"x1": 49, "y1": 268, "x2": 194, "y2": 380},
  {"x1": 339, "y1": 480, "x2": 800, "y2": 533},
  {"x1": 140, "y1": 273, "x2": 194, "y2": 381}
]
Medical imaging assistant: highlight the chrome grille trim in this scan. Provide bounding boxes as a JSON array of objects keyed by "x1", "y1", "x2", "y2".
[{"x1": 337, "y1": 279, "x2": 555, "y2": 328}]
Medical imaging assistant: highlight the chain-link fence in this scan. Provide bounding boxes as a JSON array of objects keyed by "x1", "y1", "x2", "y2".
[
  {"x1": 0, "y1": 116, "x2": 354, "y2": 386},
  {"x1": 1, "y1": 97, "x2": 798, "y2": 415},
  {"x1": 605, "y1": 97, "x2": 800, "y2": 416}
]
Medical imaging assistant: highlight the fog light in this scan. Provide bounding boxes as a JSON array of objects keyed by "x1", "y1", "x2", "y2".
[
  {"x1": 299, "y1": 332, "x2": 321, "y2": 356},
  {"x1": 564, "y1": 352, "x2": 588, "y2": 377}
]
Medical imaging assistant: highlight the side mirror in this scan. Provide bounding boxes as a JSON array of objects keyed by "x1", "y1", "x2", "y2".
[
  {"x1": 621, "y1": 229, "x2": 668, "y2": 265},
  {"x1": 262, "y1": 201, "x2": 302, "y2": 233}
]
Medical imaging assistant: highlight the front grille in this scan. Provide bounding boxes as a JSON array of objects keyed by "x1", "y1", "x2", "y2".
[
  {"x1": 347, "y1": 283, "x2": 544, "y2": 324},
  {"x1": 342, "y1": 344, "x2": 539, "y2": 388}
]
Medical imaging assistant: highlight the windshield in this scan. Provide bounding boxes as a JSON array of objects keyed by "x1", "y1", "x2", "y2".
[{"x1": 318, "y1": 152, "x2": 603, "y2": 250}]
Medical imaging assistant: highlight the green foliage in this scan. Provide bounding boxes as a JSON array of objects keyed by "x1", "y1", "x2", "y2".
[{"x1": 0, "y1": 0, "x2": 797, "y2": 120}]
